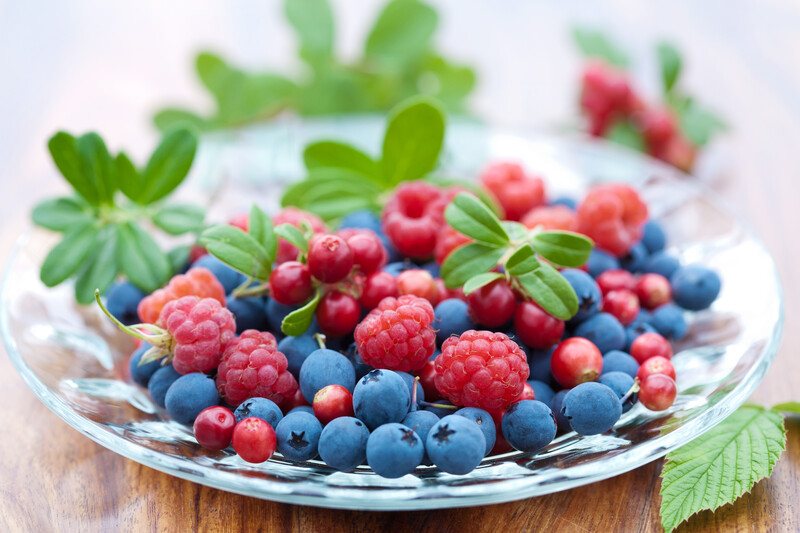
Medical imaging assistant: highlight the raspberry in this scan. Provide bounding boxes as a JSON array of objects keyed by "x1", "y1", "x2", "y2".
[
  {"x1": 216, "y1": 330, "x2": 299, "y2": 407},
  {"x1": 521, "y1": 205, "x2": 577, "y2": 232},
  {"x1": 580, "y1": 61, "x2": 639, "y2": 136},
  {"x1": 434, "y1": 225, "x2": 472, "y2": 265},
  {"x1": 576, "y1": 184, "x2": 648, "y2": 257},
  {"x1": 434, "y1": 330, "x2": 529, "y2": 411},
  {"x1": 637, "y1": 107, "x2": 678, "y2": 155},
  {"x1": 354, "y1": 295, "x2": 436, "y2": 372},
  {"x1": 273, "y1": 207, "x2": 327, "y2": 264},
  {"x1": 660, "y1": 134, "x2": 697, "y2": 172},
  {"x1": 479, "y1": 162, "x2": 545, "y2": 221},
  {"x1": 382, "y1": 182, "x2": 446, "y2": 259},
  {"x1": 138, "y1": 267, "x2": 226, "y2": 324}
]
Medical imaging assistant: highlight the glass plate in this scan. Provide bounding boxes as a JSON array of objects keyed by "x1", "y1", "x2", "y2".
[{"x1": 1, "y1": 123, "x2": 783, "y2": 510}]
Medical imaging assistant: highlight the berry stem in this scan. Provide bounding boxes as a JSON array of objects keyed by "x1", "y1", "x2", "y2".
[
  {"x1": 93, "y1": 289, "x2": 171, "y2": 346},
  {"x1": 232, "y1": 277, "x2": 270, "y2": 299},
  {"x1": 420, "y1": 401, "x2": 457, "y2": 411},
  {"x1": 620, "y1": 378, "x2": 641, "y2": 405},
  {"x1": 412, "y1": 376, "x2": 420, "y2": 406},
  {"x1": 314, "y1": 333, "x2": 327, "y2": 350}
]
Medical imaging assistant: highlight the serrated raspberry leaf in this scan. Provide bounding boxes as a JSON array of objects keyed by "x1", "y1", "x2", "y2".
[
  {"x1": 572, "y1": 27, "x2": 629, "y2": 68},
  {"x1": 274, "y1": 223, "x2": 309, "y2": 255},
  {"x1": 39, "y1": 222, "x2": 99, "y2": 288},
  {"x1": 514, "y1": 263, "x2": 579, "y2": 320},
  {"x1": 137, "y1": 128, "x2": 198, "y2": 204},
  {"x1": 31, "y1": 196, "x2": 92, "y2": 232},
  {"x1": 74, "y1": 226, "x2": 119, "y2": 304},
  {"x1": 117, "y1": 222, "x2": 173, "y2": 293},
  {"x1": 462, "y1": 272, "x2": 505, "y2": 296},
  {"x1": 248, "y1": 205, "x2": 277, "y2": 262},
  {"x1": 200, "y1": 225, "x2": 272, "y2": 281},
  {"x1": 504, "y1": 244, "x2": 540, "y2": 276},
  {"x1": 152, "y1": 204, "x2": 205, "y2": 236},
  {"x1": 381, "y1": 97, "x2": 445, "y2": 186},
  {"x1": 530, "y1": 230, "x2": 593, "y2": 268},
  {"x1": 302, "y1": 141, "x2": 379, "y2": 182},
  {"x1": 441, "y1": 243, "x2": 506, "y2": 289},
  {"x1": 657, "y1": 42, "x2": 682, "y2": 94},
  {"x1": 445, "y1": 193, "x2": 510, "y2": 247},
  {"x1": 659, "y1": 405, "x2": 786, "y2": 533},
  {"x1": 281, "y1": 290, "x2": 322, "y2": 336},
  {"x1": 772, "y1": 402, "x2": 800, "y2": 415}
]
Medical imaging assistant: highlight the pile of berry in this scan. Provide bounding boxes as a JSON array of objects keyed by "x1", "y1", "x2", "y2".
[{"x1": 100, "y1": 162, "x2": 721, "y2": 478}]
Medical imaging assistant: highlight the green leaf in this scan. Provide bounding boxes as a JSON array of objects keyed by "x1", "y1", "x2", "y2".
[
  {"x1": 200, "y1": 225, "x2": 272, "y2": 281},
  {"x1": 74, "y1": 226, "x2": 119, "y2": 304},
  {"x1": 672, "y1": 97, "x2": 726, "y2": 147},
  {"x1": 504, "y1": 244, "x2": 540, "y2": 276},
  {"x1": 40, "y1": 222, "x2": 99, "y2": 287},
  {"x1": 419, "y1": 54, "x2": 476, "y2": 112},
  {"x1": 284, "y1": 0, "x2": 334, "y2": 64},
  {"x1": 274, "y1": 223, "x2": 309, "y2": 255},
  {"x1": 115, "y1": 152, "x2": 143, "y2": 203},
  {"x1": 248, "y1": 205, "x2": 277, "y2": 263},
  {"x1": 502, "y1": 221, "x2": 529, "y2": 243},
  {"x1": 117, "y1": 223, "x2": 172, "y2": 293},
  {"x1": 657, "y1": 42, "x2": 682, "y2": 94},
  {"x1": 280, "y1": 170, "x2": 382, "y2": 222},
  {"x1": 440, "y1": 243, "x2": 506, "y2": 289},
  {"x1": 660, "y1": 405, "x2": 786, "y2": 533},
  {"x1": 426, "y1": 174, "x2": 502, "y2": 217},
  {"x1": 365, "y1": 0, "x2": 438, "y2": 68},
  {"x1": 32, "y1": 197, "x2": 92, "y2": 231},
  {"x1": 381, "y1": 96, "x2": 445, "y2": 185},
  {"x1": 444, "y1": 192, "x2": 509, "y2": 247},
  {"x1": 462, "y1": 272, "x2": 505, "y2": 295},
  {"x1": 76, "y1": 133, "x2": 117, "y2": 206},
  {"x1": 47, "y1": 131, "x2": 100, "y2": 205},
  {"x1": 281, "y1": 290, "x2": 322, "y2": 336},
  {"x1": 772, "y1": 402, "x2": 800, "y2": 414},
  {"x1": 152, "y1": 204, "x2": 205, "y2": 235},
  {"x1": 196, "y1": 52, "x2": 235, "y2": 100},
  {"x1": 572, "y1": 27, "x2": 629, "y2": 68},
  {"x1": 531, "y1": 231, "x2": 594, "y2": 268},
  {"x1": 303, "y1": 141, "x2": 378, "y2": 179},
  {"x1": 514, "y1": 263, "x2": 579, "y2": 320},
  {"x1": 607, "y1": 120, "x2": 646, "y2": 152},
  {"x1": 138, "y1": 128, "x2": 198, "y2": 204},
  {"x1": 153, "y1": 108, "x2": 208, "y2": 132}
]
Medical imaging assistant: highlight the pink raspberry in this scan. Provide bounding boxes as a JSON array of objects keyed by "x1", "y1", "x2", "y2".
[
  {"x1": 580, "y1": 61, "x2": 640, "y2": 136},
  {"x1": 138, "y1": 267, "x2": 226, "y2": 324},
  {"x1": 157, "y1": 296, "x2": 236, "y2": 375},
  {"x1": 480, "y1": 162, "x2": 546, "y2": 221},
  {"x1": 216, "y1": 330, "x2": 299, "y2": 407},
  {"x1": 576, "y1": 183, "x2": 648, "y2": 257},
  {"x1": 272, "y1": 207, "x2": 327, "y2": 264},
  {"x1": 354, "y1": 295, "x2": 436, "y2": 372},
  {"x1": 434, "y1": 330, "x2": 529, "y2": 411},
  {"x1": 381, "y1": 182, "x2": 447, "y2": 260}
]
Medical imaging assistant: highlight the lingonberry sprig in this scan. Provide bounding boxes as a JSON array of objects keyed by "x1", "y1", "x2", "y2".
[{"x1": 32, "y1": 128, "x2": 203, "y2": 303}]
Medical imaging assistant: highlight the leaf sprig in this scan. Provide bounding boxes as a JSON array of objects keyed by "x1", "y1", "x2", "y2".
[
  {"x1": 154, "y1": 0, "x2": 476, "y2": 132},
  {"x1": 32, "y1": 128, "x2": 202, "y2": 303}
]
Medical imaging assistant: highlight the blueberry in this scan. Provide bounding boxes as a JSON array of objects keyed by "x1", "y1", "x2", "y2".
[
  {"x1": 620, "y1": 242, "x2": 648, "y2": 273},
  {"x1": 338, "y1": 210, "x2": 382, "y2": 233},
  {"x1": 641, "y1": 251, "x2": 680, "y2": 279},
  {"x1": 164, "y1": 373, "x2": 220, "y2": 425},
  {"x1": 434, "y1": 299, "x2": 475, "y2": 346},
  {"x1": 289, "y1": 405, "x2": 315, "y2": 415},
  {"x1": 426, "y1": 415, "x2": 486, "y2": 474},
  {"x1": 574, "y1": 312, "x2": 626, "y2": 353},
  {"x1": 226, "y1": 296, "x2": 268, "y2": 333},
  {"x1": 528, "y1": 380, "x2": 555, "y2": 407},
  {"x1": 420, "y1": 261, "x2": 441, "y2": 278},
  {"x1": 343, "y1": 341, "x2": 374, "y2": 380},
  {"x1": 602, "y1": 350, "x2": 639, "y2": 378},
  {"x1": 265, "y1": 298, "x2": 297, "y2": 334},
  {"x1": 562, "y1": 382, "x2": 622, "y2": 435},
  {"x1": 586, "y1": 250, "x2": 619, "y2": 278},
  {"x1": 549, "y1": 196, "x2": 577, "y2": 209},
  {"x1": 526, "y1": 347, "x2": 556, "y2": 385},
  {"x1": 105, "y1": 281, "x2": 144, "y2": 325},
  {"x1": 671, "y1": 265, "x2": 721, "y2": 311},
  {"x1": 366, "y1": 423, "x2": 424, "y2": 478},
  {"x1": 318, "y1": 417, "x2": 370, "y2": 472},
  {"x1": 599, "y1": 371, "x2": 637, "y2": 413},
  {"x1": 454, "y1": 407, "x2": 496, "y2": 455},
  {"x1": 275, "y1": 411, "x2": 323, "y2": 462},
  {"x1": 501, "y1": 400, "x2": 557, "y2": 453},
  {"x1": 278, "y1": 333, "x2": 320, "y2": 378},
  {"x1": 353, "y1": 369, "x2": 411, "y2": 430},
  {"x1": 147, "y1": 365, "x2": 181, "y2": 408},
  {"x1": 625, "y1": 321, "x2": 657, "y2": 351},
  {"x1": 562, "y1": 269, "x2": 602, "y2": 323},
  {"x1": 423, "y1": 400, "x2": 457, "y2": 418},
  {"x1": 299, "y1": 349, "x2": 356, "y2": 403},
  {"x1": 641, "y1": 220, "x2": 667, "y2": 253},
  {"x1": 129, "y1": 343, "x2": 160, "y2": 387},
  {"x1": 550, "y1": 390, "x2": 572, "y2": 433},
  {"x1": 383, "y1": 261, "x2": 414, "y2": 277},
  {"x1": 192, "y1": 255, "x2": 246, "y2": 294},
  {"x1": 402, "y1": 410, "x2": 439, "y2": 464},
  {"x1": 650, "y1": 303, "x2": 688, "y2": 340},
  {"x1": 397, "y1": 371, "x2": 425, "y2": 407},
  {"x1": 234, "y1": 397, "x2": 283, "y2": 427}
]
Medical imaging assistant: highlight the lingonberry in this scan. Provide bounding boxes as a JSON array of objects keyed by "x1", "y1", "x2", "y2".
[
  {"x1": 339, "y1": 229, "x2": 387, "y2": 275},
  {"x1": 480, "y1": 162, "x2": 546, "y2": 221},
  {"x1": 602, "y1": 289, "x2": 640, "y2": 326},
  {"x1": 193, "y1": 406, "x2": 236, "y2": 451},
  {"x1": 273, "y1": 207, "x2": 327, "y2": 264},
  {"x1": 360, "y1": 271, "x2": 398, "y2": 309},
  {"x1": 638, "y1": 107, "x2": 678, "y2": 155},
  {"x1": 467, "y1": 279, "x2": 517, "y2": 328},
  {"x1": 396, "y1": 269, "x2": 440, "y2": 305},
  {"x1": 382, "y1": 182, "x2": 445, "y2": 259},
  {"x1": 596, "y1": 269, "x2": 637, "y2": 295},
  {"x1": 417, "y1": 361, "x2": 440, "y2": 401},
  {"x1": 316, "y1": 291, "x2": 360, "y2": 337},
  {"x1": 639, "y1": 373, "x2": 678, "y2": 411},
  {"x1": 513, "y1": 301, "x2": 565, "y2": 349},
  {"x1": 313, "y1": 384, "x2": 355, "y2": 425},
  {"x1": 630, "y1": 332, "x2": 673, "y2": 364},
  {"x1": 576, "y1": 184, "x2": 648, "y2": 257},
  {"x1": 228, "y1": 213, "x2": 249, "y2": 231},
  {"x1": 281, "y1": 388, "x2": 310, "y2": 412},
  {"x1": 269, "y1": 261, "x2": 313, "y2": 305},
  {"x1": 307, "y1": 234, "x2": 354, "y2": 283},
  {"x1": 550, "y1": 338, "x2": 603, "y2": 388},
  {"x1": 231, "y1": 417, "x2": 277, "y2": 463},
  {"x1": 517, "y1": 381, "x2": 535, "y2": 402},
  {"x1": 660, "y1": 133, "x2": 697, "y2": 172},
  {"x1": 521, "y1": 205, "x2": 578, "y2": 232},
  {"x1": 637, "y1": 355, "x2": 676, "y2": 382},
  {"x1": 635, "y1": 273, "x2": 672, "y2": 309},
  {"x1": 434, "y1": 225, "x2": 471, "y2": 265}
]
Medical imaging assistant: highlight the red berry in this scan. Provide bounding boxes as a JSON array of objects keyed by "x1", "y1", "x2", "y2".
[
  {"x1": 638, "y1": 374, "x2": 677, "y2": 411},
  {"x1": 307, "y1": 234, "x2": 354, "y2": 283},
  {"x1": 273, "y1": 208, "x2": 327, "y2": 264},
  {"x1": 637, "y1": 355, "x2": 676, "y2": 382},
  {"x1": 550, "y1": 338, "x2": 603, "y2": 388},
  {"x1": 312, "y1": 384, "x2": 355, "y2": 424},
  {"x1": 638, "y1": 107, "x2": 678, "y2": 154},
  {"x1": 480, "y1": 162, "x2": 546, "y2": 221},
  {"x1": 517, "y1": 381, "x2": 535, "y2": 402},
  {"x1": 513, "y1": 301, "x2": 565, "y2": 349},
  {"x1": 360, "y1": 271, "x2": 398, "y2": 309},
  {"x1": 138, "y1": 267, "x2": 226, "y2": 324},
  {"x1": 316, "y1": 291, "x2": 360, "y2": 337},
  {"x1": 396, "y1": 269, "x2": 440, "y2": 306},
  {"x1": 193, "y1": 406, "x2": 236, "y2": 451},
  {"x1": 467, "y1": 279, "x2": 517, "y2": 328},
  {"x1": 339, "y1": 229, "x2": 387, "y2": 275},
  {"x1": 630, "y1": 332, "x2": 673, "y2": 364},
  {"x1": 635, "y1": 273, "x2": 672, "y2": 309},
  {"x1": 576, "y1": 184, "x2": 648, "y2": 257},
  {"x1": 521, "y1": 205, "x2": 577, "y2": 232},
  {"x1": 602, "y1": 289, "x2": 640, "y2": 326},
  {"x1": 281, "y1": 387, "x2": 310, "y2": 412},
  {"x1": 596, "y1": 269, "x2": 637, "y2": 295},
  {"x1": 580, "y1": 61, "x2": 638, "y2": 136},
  {"x1": 355, "y1": 295, "x2": 436, "y2": 372},
  {"x1": 228, "y1": 213, "x2": 249, "y2": 231},
  {"x1": 660, "y1": 134, "x2": 697, "y2": 172},
  {"x1": 434, "y1": 330, "x2": 529, "y2": 411},
  {"x1": 189, "y1": 245, "x2": 207, "y2": 264},
  {"x1": 435, "y1": 225, "x2": 471, "y2": 265},
  {"x1": 232, "y1": 417, "x2": 277, "y2": 463},
  {"x1": 216, "y1": 330, "x2": 299, "y2": 406},
  {"x1": 382, "y1": 182, "x2": 446, "y2": 259},
  {"x1": 269, "y1": 261, "x2": 313, "y2": 305},
  {"x1": 417, "y1": 360, "x2": 440, "y2": 401}
]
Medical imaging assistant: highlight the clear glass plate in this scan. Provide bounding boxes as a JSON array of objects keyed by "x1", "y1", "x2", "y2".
[{"x1": 1, "y1": 123, "x2": 783, "y2": 510}]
